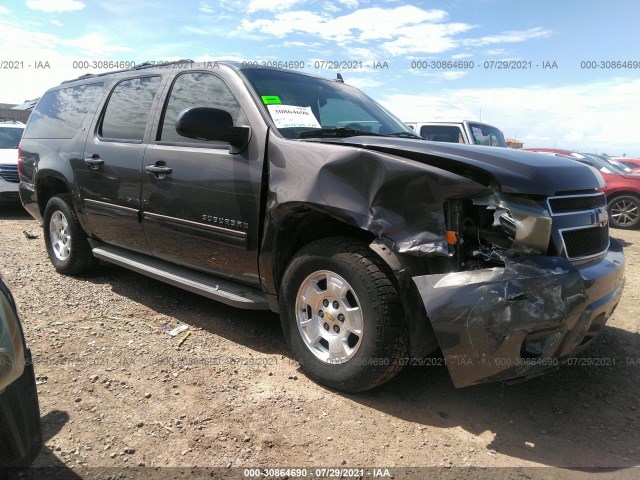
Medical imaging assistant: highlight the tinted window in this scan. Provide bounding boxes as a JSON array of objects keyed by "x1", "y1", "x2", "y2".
[
  {"x1": 420, "y1": 125, "x2": 463, "y2": 143},
  {"x1": 160, "y1": 72, "x2": 243, "y2": 143},
  {"x1": 0, "y1": 127, "x2": 24, "y2": 148},
  {"x1": 101, "y1": 76, "x2": 161, "y2": 141},
  {"x1": 23, "y1": 83, "x2": 103, "y2": 139}
]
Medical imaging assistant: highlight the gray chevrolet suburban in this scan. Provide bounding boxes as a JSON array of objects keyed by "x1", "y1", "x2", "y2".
[{"x1": 18, "y1": 61, "x2": 625, "y2": 392}]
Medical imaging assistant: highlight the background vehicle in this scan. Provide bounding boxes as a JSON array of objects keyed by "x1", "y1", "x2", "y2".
[
  {"x1": 0, "y1": 274, "x2": 43, "y2": 467},
  {"x1": 0, "y1": 118, "x2": 25, "y2": 204},
  {"x1": 580, "y1": 153, "x2": 634, "y2": 173},
  {"x1": 525, "y1": 148, "x2": 640, "y2": 229},
  {"x1": 19, "y1": 63, "x2": 624, "y2": 392},
  {"x1": 404, "y1": 120, "x2": 507, "y2": 147},
  {"x1": 612, "y1": 157, "x2": 640, "y2": 171}
]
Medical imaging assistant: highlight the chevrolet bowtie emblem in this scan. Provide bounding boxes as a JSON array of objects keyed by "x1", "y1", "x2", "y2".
[
  {"x1": 595, "y1": 207, "x2": 609, "y2": 227},
  {"x1": 325, "y1": 312, "x2": 335, "y2": 322}
]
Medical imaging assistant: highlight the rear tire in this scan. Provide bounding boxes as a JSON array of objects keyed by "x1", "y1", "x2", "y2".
[
  {"x1": 43, "y1": 194, "x2": 98, "y2": 275},
  {"x1": 279, "y1": 237, "x2": 408, "y2": 393},
  {"x1": 607, "y1": 194, "x2": 640, "y2": 229}
]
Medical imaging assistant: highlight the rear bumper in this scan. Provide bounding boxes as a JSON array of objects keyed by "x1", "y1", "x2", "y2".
[{"x1": 413, "y1": 239, "x2": 625, "y2": 388}]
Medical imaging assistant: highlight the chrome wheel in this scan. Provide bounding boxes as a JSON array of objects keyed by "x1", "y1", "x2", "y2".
[
  {"x1": 49, "y1": 210, "x2": 71, "y2": 261},
  {"x1": 295, "y1": 270, "x2": 364, "y2": 363},
  {"x1": 610, "y1": 197, "x2": 639, "y2": 228}
]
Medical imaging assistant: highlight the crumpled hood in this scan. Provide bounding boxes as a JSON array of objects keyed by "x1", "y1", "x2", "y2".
[{"x1": 309, "y1": 137, "x2": 605, "y2": 196}]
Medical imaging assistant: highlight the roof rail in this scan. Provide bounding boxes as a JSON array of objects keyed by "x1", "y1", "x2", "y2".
[
  {"x1": 134, "y1": 59, "x2": 194, "y2": 69},
  {"x1": 61, "y1": 59, "x2": 196, "y2": 84}
]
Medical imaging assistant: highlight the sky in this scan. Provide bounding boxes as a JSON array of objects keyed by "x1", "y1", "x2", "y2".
[{"x1": 1, "y1": 0, "x2": 640, "y2": 155}]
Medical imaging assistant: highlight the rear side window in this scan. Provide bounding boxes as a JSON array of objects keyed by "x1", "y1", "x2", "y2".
[
  {"x1": 159, "y1": 72, "x2": 243, "y2": 144},
  {"x1": 23, "y1": 83, "x2": 103, "y2": 139},
  {"x1": 100, "y1": 76, "x2": 161, "y2": 142},
  {"x1": 420, "y1": 125, "x2": 463, "y2": 143}
]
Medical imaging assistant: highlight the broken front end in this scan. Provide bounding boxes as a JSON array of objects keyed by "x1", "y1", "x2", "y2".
[{"x1": 413, "y1": 191, "x2": 624, "y2": 387}]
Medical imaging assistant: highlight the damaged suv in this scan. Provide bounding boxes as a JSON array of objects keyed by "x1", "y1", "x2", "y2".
[{"x1": 19, "y1": 62, "x2": 624, "y2": 391}]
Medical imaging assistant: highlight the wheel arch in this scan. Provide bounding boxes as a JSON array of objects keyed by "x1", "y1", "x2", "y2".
[
  {"x1": 606, "y1": 190, "x2": 640, "y2": 201},
  {"x1": 260, "y1": 206, "x2": 374, "y2": 297},
  {"x1": 259, "y1": 204, "x2": 440, "y2": 359},
  {"x1": 36, "y1": 174, "x2": 71, "y2": 218}
]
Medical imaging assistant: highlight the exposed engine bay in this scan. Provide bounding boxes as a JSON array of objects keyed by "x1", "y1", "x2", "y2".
[{"x1": 444, "y1": 193, "x2": 553, "y2": 272}]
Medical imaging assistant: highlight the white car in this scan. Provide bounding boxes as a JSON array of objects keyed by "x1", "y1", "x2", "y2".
[
  {"x1": 404, "y1": 119, "x2": 507, "y2": 147},
  {"x1": 0, "y1": 118, "x2": 25, "y2": 204}
]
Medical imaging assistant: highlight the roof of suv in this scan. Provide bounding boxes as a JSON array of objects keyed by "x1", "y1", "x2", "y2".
[{"x1": 58, "y1": 59, "x2": 349, "y2": 88}]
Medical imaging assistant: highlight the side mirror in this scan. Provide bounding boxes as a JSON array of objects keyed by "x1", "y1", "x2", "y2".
[{"x1": 175, "y1": 107, "x2": 250, "y2": 152}]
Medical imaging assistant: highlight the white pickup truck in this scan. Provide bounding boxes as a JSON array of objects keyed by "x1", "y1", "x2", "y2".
[{"x1": 405, "y1": 120, "x2": 507, "y2": 147}]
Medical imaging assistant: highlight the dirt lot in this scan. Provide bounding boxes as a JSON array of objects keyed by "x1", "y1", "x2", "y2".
[{"x1": 1, "y1": 203, "x2": 639, "y2": 478}]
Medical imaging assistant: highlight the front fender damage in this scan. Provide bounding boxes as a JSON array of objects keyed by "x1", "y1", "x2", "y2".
[
  {"x1": 412, "y1": 247, "x2": 625, "y2": 388},
  {"x1": 264, "y1": 135, "x2": 492, "y2": 257}
]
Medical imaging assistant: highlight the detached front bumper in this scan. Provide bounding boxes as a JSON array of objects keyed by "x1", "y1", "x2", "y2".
[{"x1": 412, "y1": 239, "x2": 625, "y2": 388}]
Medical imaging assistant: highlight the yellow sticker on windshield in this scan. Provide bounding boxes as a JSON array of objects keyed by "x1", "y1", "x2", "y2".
[{"x1": 262, "y1": 95, "x2": 281, "y2": 104}]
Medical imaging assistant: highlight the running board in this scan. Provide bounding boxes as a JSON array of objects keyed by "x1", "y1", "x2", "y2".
[{"x1": 90, "y1": 243, "x2": 269, "y2": 310}]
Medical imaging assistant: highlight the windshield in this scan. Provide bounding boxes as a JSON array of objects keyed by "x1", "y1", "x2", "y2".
[
  {"x1": 598, "y1": 155, "x2": 632, "y2": 173},
  {"x1": 580, "y1": 153, "x2": 628, "y2": 174},
  {"x1": 240, "y1": 68, "x2": 418, "y2": 139},
  {"x1": 0, "y1": 126, "x2": 24, "y2": 149},
  {"x1": 467, "y1": 122, "x2": 507, "y2": 147}
]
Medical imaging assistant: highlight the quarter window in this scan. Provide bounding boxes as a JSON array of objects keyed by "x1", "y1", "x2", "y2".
[
  {"x1": 22, "y1": 83, "x2": 103, "y2": 139},
  {"x1": 160, "y1": 72, "x2": 244, "y2": 144},
  {"x1": 100, "y1": 76, "x2": 161, "y2": 141}
]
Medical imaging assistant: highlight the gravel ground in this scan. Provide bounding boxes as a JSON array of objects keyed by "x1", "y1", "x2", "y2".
[{"x1": 1, "y1": 203, "x2": 639, "y2": 479}]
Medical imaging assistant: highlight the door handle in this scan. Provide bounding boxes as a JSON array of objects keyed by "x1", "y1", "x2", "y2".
[
  {"x1": 145, "y1": 164, "x2": 173, "y2": 175},
  {"x1": 84, "y1": 155, "x2": 104, "y2": 168}
]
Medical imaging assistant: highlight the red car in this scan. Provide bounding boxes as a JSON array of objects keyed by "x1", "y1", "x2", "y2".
[
  {"x1": 612, "y1": 157, "x2": 640, "y2": 171},
  {"x1": 524, "y1": 148, "x2": 640, "y2": 229}
]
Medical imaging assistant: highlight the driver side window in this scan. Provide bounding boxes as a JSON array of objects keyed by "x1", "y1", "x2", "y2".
[{"x1": 159, "y1": 72, "x2": 246, "y2": 144}]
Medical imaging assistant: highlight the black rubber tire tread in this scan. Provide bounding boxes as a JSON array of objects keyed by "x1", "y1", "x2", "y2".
[
  {"x1": 607, "y1": 194, "x2": 640, "y2": 230},
  {"x1": 279, "y1": 236, "x2": 408, "y2": 393},
  {"x1": 43, "y1": 194, "x2": 99, "y2": 275}
]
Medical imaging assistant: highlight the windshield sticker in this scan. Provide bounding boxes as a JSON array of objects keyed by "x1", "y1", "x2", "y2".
[
  {"x1": 267, "y1": 105, "x2": 321, "y2": 129},
  {"x1": 472, "y1": 127, "x2": 484, "y2": 141},
  {"x1": 261, "y1": 95, "x2": 281, "y2": 105}
]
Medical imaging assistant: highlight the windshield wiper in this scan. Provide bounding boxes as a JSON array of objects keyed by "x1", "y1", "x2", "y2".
[
  {"x1": 298, "y1": 127, "x2": 385, "y2": 139},
  {"x1": 384, "y1": 131, "x2": 422, "y2": 139}
]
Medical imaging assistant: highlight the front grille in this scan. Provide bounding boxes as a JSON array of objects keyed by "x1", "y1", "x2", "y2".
[
  {"x1": 0, "y1": 164, "x2": 19, "y2": 183},
  {"x1": 548, "y1": 193, "x2": 606, "y2": 214},
  {"x1": 0, "y1": 191, "x2": 19, "y2": 200},
  {"x1": 561, "y1": 225, "x2": 609, "y2": 260}
]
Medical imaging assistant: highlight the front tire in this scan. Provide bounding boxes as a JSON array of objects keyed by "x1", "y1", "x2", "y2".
[
  {"x1": 279, "y1": 237, "x2": 408, "y2": 393},
  {"x1": 608, "y1": 194, "x2": 640, "y2": 229},
  {"x1": 43, "y1": 194, "x2": 98, "y2": 275}
]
